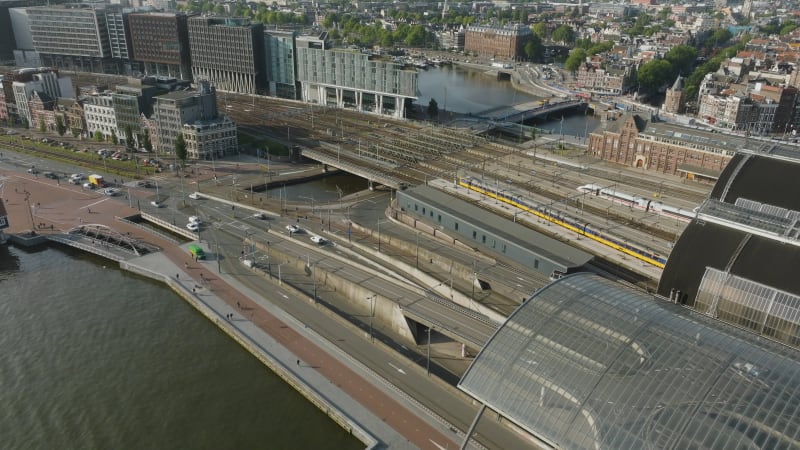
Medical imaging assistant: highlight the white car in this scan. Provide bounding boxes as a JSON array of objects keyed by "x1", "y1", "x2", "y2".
[
  {"x1": 103, "y1": 188, "x2": 120, "y2": 196},
  {"x1": 186, "y1": 222, "x2": 200, "y2": 232},
  {"x1": 188, "y1": 215, "x2": 202, "y2": 224},
  {"x1": 286, "y1": 224, "x2": 300, "y2": 233},
  {"x1": 83, "y1": 182, "x2": 95, "y2": 189},
  {"x1": 310, "y1": 236, "x2": 326, "y2": 244},
  {"x1": 150, "y1": 201, "x2": 164, "y2": 208},
  {"x1": 188, "y1": 192, "x2": 202, "y2": 200},
  {"x1": 252, "y1": 212, "x2": 266, "y2": 219}
]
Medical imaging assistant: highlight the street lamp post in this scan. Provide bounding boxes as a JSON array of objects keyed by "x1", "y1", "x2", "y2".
[
  {"x1": 415, "y1": 231, "x2": 420, "y2": 269},
  {"x1": 365, "y1": 295, "x2": 376, "y2": 342},
  {"x1": 266, "y1": 240, "x2": 271, "y2": 279},
  {"x1": 426, "y1": 327, "x2": 432, "y2": 376}
]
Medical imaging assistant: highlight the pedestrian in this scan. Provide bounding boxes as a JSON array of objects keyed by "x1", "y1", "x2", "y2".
[
  {"x1": 184, "y1": 262, "x2": 188, "y2": 268},
  {"x1": 87, "y1": 207, "x2": 91, "y2": 214},
  {"x1": 237, "y1": 301, "x2": 241, "y2": 309},
  {"x1": 296, "y1": 359, "x2": 300, "y2": 366},
  {"x1": 192, "y1": 288, "x2": 196, "y2": 293},
  {"x1": 176, "y1": 273, "x2": 179, "y2": 279}
]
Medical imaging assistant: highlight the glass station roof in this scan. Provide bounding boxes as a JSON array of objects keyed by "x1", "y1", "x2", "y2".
[{"x1": 459, "y1": 273, "x2": 800, "y2": 450}]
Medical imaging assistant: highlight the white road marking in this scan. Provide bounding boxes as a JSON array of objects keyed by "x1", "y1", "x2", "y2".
[{"x1": 388, "y1": 362, "x2": 406, "y2": 375}]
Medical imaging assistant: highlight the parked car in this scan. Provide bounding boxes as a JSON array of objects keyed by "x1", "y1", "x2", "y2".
[
  {"x1": 310, "y1": 236, "x2": 326, "y2": 244},
  {"x1": 43, "y1": 172, "x2": 58, "y2": 180},
  {"x1": 252, "y1": 212, "x2": 266, "y2": 219},
  {"x1": 27, "y1": 167, "x2": 38, "y2": 174},
  {"x1": 188, "y1": 216, "x2": 202, "y2": 224},
  {"x1": 83, "y1": 182, "x2": 95, "y2": 189},
  {"x1": 286, "y1": 224, "x2": 300, "y2": 233},
  {"x1": 137, "y1": 180, "x2": 153, "y2": 188},
  {"x1": 150, "y1": 201, "x2": 164, "y2": 208},
  {"x1": 188, "y1": 192, "x2": 202, "y2": 199},
  {"x1": 103, "y1": 188, "x2": 120, "y2": 196},
  {"x1": 186, "y1": 222, "x2": 200, "y2": 232}
]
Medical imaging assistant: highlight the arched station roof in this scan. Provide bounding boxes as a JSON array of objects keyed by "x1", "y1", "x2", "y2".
[{"x1": 459, "y1": 273, "x2": 800, "y2": 450}]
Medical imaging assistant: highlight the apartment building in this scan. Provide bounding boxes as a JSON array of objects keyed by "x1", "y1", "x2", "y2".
[{"x1": 84, "y1": 93, "x2": 118, "y2": 141}]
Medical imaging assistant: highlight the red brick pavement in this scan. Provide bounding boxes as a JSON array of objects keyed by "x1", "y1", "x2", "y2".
[{"x1": 2, "y1": 171, "x2": 460, "y2": 450}]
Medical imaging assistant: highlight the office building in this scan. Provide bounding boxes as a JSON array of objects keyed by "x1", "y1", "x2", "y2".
[
  {"x1": 128, "y1": 12, "x2": 193, "y2": 80},
  {"x1": 27, "y1": 4, "x2": 120, "y2": 73},
  {"x1": 148, "y1": 80, "x2": 236, "y2": 159},
  {"x1": 264, "y1": 29, "x2": 298, "y2": 99},
  {"x1": 188, "y1": 16, "x2": 265, "y2": 94},
  {"x1": 295, "y1": 45, "x2": 417, "y2": 118}
]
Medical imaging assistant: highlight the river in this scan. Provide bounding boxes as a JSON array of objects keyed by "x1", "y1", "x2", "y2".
[{"x1": 0, "y1": 244, "x2": 361, "y2": 450}]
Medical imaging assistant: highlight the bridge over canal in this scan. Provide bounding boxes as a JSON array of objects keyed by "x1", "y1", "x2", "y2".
[{"x1": 477, "y1": 99, "x2": 586, "y2": 124}]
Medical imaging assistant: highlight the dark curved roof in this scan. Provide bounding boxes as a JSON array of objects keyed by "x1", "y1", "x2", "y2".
[
  {"x1": 659, "y1": 151, "x2": 800, "y2": 303},
  {"x1": 459, "y1": 273, "x2": 800, "y2": 450}
]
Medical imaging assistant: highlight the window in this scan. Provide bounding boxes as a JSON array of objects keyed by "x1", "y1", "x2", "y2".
[
  {"x1": 455, "y1": 223, "x2": 459, "y2": 231},
  {"x1": 472, "y1": 231, "x2": 477, "y2": 239},
  {"x1": 482, "y1": 235, "x2": 486, "y2": 244},
  {"x1": 534, "y1": 260, "x2": 539, "y2": 269}
]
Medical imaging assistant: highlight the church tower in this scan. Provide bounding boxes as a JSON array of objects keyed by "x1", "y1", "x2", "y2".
[{"x1": 663, "y1": 75, "x2": 686, "y2": 114}]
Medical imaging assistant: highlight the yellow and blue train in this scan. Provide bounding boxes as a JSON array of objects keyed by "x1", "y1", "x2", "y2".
[{"x1": 458, "y1": 177, "x2": 668, "y2": 268}]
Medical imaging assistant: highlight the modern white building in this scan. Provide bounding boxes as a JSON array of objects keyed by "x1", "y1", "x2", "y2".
[{"x1": 295, "y1": 46, "x2": 417, "y2": 119}]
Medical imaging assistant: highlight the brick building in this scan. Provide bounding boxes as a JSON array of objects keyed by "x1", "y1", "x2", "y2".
[
  {"x1": 464, "y1": 24, "x2": 533, "y2": 61},
  {"x1": 588, "y1": 114, "x2": 740, "y2": 183}
]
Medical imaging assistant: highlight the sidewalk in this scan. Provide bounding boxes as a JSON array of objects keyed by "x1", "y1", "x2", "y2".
[{"x1": 127, "y1": 244, "x2": 472, "y2": 450}]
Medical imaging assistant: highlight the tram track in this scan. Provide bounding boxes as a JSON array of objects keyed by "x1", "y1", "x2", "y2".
[{"x1": 0, "y1": 138, "x2": 141, "y2": 179}]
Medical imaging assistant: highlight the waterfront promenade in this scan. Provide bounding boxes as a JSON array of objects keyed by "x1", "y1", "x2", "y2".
[{"x1": 0, "y1": 170, "x2": 476, "y2": 450}]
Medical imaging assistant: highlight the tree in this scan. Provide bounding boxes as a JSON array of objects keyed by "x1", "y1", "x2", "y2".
[
  {"x1": 665, "y1": 45, "x2": 698, "y2": 75},
  {"x1": 143, "y1": 130, "x2": 153, "y2": 153},
  {"x1": 39, "y1": 119, "x2": 46, "y2": 133},
  {"x1": 175, "y1": 132, "x2": 187, "y2": 162},
  {"x1": 524, "y1": 36, "x2": 544, "y2": 61},
  {"x1": 55, "y1": 116, "x2": 66, "y2": 137},
  {"x1": 124, "y1": 125, "x2": 134, "y2": 149},
  {"x1": 706, "y1": 28, "x2": 733, "y2": 48},
  {"x1": 93, "y1": 130, "x2": 104, "y2": 142},
  {"x1": 427, "y1": 98, "x2": 439, "y2": 120},
  {"x1": 552, "y1": 24, "x2": 575, "y2": 44},
  {"x1": 532, "y1": 22, "x2": 549, "y2": 39},
  {"x1": 637, "y1": 59, "x2": 674, "y2": 94},
  {"x1": 530, "y1": 128, "x2": 537, "y2": 141},
  {"x1": 111, "y1": 131, "x2": 118, "y2": 145},
  {"x1": 564, "y1": 48, "x2": 587, "y2": 72}
]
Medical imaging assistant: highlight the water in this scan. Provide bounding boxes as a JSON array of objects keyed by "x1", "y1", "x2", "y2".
[
  {"x1": 0, "y1": 244, "x2": 361, "y2": 450},
  {"x1": 278, "y1": 171, "x2": 369, "y2": 202},
  {"x1": 417, "y1": 65, "x2": 538, "y2": 115}
]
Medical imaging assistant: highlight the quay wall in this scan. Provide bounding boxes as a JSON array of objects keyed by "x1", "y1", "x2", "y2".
[{"x1": 118, "y1": 259, "x2": 379, "y2": 450}]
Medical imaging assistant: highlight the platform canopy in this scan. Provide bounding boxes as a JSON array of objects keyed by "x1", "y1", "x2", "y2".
[{"x1": 459, "y1": 273, "x2": 800, "y2": 450}]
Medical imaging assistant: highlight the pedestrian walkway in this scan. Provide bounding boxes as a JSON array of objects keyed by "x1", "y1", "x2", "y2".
[
  {"x1": 128, "y1": 247, "x2": 466, "y2": 450},
  {"x1": 0, "y1": 170, "x2": 479, "y2": 450}
]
